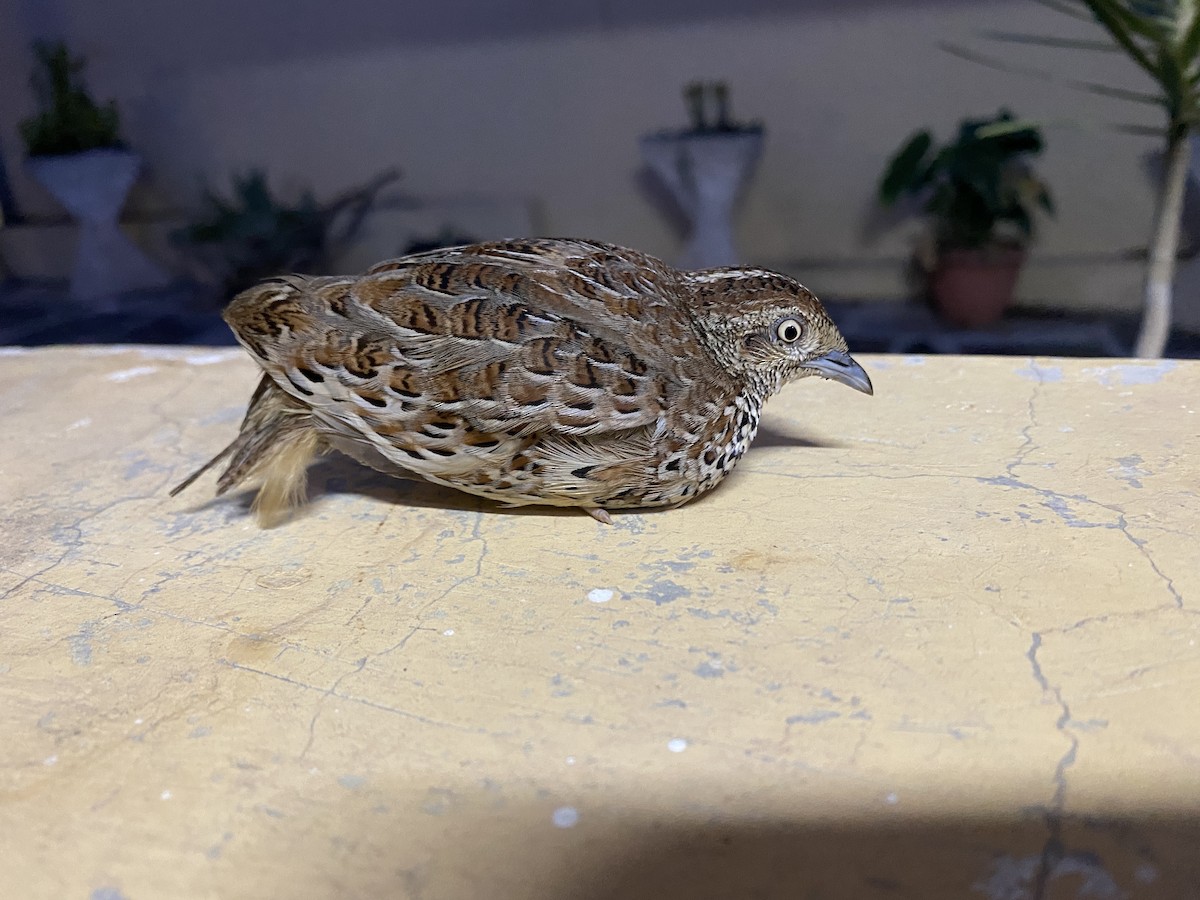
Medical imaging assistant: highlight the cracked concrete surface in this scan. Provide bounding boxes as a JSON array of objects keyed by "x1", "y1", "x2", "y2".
[{"x1": 0, "y1": 347, "x2": 1198, "y2": 899}]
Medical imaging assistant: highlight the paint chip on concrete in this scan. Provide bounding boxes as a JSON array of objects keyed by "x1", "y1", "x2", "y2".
[{"x1": 552, "y1": 806, "x2": 579, "y2": 828}]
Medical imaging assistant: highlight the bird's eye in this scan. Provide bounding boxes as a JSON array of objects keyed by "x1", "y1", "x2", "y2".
[{"x1": 775, "y1": 318, "x2": 804, "y2": 343}]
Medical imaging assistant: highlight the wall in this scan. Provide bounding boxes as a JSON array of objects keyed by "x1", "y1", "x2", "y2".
[{"x1": 1, "y1": 0, "x2": 1188, "y2": 322}]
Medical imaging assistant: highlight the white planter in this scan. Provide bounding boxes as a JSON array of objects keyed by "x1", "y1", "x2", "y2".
[
  {"x1": 26, "y1": 148, "x2": 171, "y2": 303},
  {"x1": 640, "y1": 129, "x2": 764, "y2": 270}
]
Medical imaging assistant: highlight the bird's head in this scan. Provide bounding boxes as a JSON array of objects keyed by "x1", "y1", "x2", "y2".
[{"x1": 683, "y1": 268, "x2": 873, "y2": 397}]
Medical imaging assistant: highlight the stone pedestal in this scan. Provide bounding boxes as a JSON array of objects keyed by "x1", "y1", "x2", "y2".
[
  {"x1": 26, "y1": 149, "x2": 171, "y2": 303},
  {"x1": 640, "y1": 129, "x2": 763, "y2": 270}
]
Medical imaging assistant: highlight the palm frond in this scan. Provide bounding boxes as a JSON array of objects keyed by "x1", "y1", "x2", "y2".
[
  {"x1": 1079, "y1": 0, "x2": 1162, "y2": 75},
  {"x1": 1029, "y1": 0, "x2": 1102, "y2": 23}
]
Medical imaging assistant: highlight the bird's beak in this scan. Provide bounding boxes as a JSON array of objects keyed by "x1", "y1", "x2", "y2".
[{"x1": 806, "y1": 349, "x2": 873, "y2": 395}]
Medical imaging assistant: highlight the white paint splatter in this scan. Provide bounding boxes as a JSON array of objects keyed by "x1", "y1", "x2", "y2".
[
  {"x1": 43, "y1": 755, "x2": 57, "y2": 766},
  {"x1": 87, "y1": 345, "x2": 240, "y2": 364},
  {"x1": 67, "y1": 417, "x2": 92, "y2": 431},
  {"x1": 1083, "y1": 360, "x2": 1176, "y2": 387},
  {"x1": 1014, "y1": 362, "x2": 1063, "y2": 383},
  {"x1": 587, "y1": 588, "x2": 614, "y2": 603},
  {"x1": 106, "y1": 366, "x2": 157, "y2": 383},
  {"x1": 551, "y1": 806, "x2": 579, "y2": 828},
  {"x1": 667, "y1": 738, "x2": 688, "y2": 753},
  {"x1": 564, "y1": 756, "x2": 576, "y2": 766},
  {"x1": 160, "y1": 790, "x2": 172, "y2": 800},
  {"x1": 884, "y1": 792, "x2": 898, "y2": 805},
  {"x1": 442, "y1": 629, "x2": 455, "y2": 636},
  {"x1": 183, "y1": 350, "x2": 240, "y2": 365}
]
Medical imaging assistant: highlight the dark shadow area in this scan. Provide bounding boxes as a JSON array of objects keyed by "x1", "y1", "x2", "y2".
[
  {"x1": 184, "y1": 452, "x2": 690, "y2": 525},
  {"x1": 544, "y1": 815, "x2": 1200, "y2": 900},
  {"x1": 261, "y1": 798, "x2": 1200, "y2": 899},
  {"x1": 176, "y1": 436, "x2": 845, "y2": 526},
  {"x1": 752, "y1": 420, "x2": 845, "y2": 451},
  {"x1": 304, "y1": 454, "x2": 592, "y2": 521}
]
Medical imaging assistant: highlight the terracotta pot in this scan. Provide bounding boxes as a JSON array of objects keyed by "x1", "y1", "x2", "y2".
[{"x1": 928, "y1": 244, "x2": 1025, "y2": 328}]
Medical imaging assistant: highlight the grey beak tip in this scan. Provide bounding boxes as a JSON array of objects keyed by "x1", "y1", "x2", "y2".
[{"x1": 807, "y1": 350, "x2": 873, "y2": 396}]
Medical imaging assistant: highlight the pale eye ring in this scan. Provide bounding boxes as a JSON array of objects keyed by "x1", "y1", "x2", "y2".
[{"x1": 775, "y1": 318, "x2": 804, "y2": 343}]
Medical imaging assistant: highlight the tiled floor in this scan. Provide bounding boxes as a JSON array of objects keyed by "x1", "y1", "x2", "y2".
[{"x1": 2, "y1": 277, "x2": 1198, "y2": 357}]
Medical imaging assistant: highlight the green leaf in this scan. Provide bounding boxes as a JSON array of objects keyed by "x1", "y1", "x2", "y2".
[
  {"x1": 1079, "y1": 0, "x2": 1163, "y2": 76},
  {"x1": 1156, "y1": 42, "x2": 1190, "y2": 116},
  {"x1": 879, "y1": 130, "x2": 933, "y2": 205},
  {"x1": 1088, "y1": 0, "x2": 1172, "y2": 40},
  {"x1": 1038, "y1": 187, "x2": 1057, "y2": 217},
  {"x1": 975, "y1": 119, "x2": 1047, "y2": 149},
  {"x1": 1029, "y1": 0, "x2": 1101, "y2": 23},
  {"x1": 19, "y1": 39, "x2": 124, "y2": 156},
  {"x1": 1009, "y1": 204, "x2": 1035, "y2": 238},
  {"x1": 1179, "y1": 0, "x2": 1200, "y2": 60}
]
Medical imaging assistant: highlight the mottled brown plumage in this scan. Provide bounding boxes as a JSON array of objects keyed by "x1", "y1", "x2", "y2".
[{"x1": 173, "y1": 238, "x2": 872, "y2": 524}]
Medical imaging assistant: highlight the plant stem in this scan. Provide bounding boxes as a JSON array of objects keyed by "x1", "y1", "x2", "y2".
[{"x1": 1135, "y1": 124, "x2": 1191, "y2": 358}]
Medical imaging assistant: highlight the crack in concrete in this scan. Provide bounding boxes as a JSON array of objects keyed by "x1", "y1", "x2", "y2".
[
  {"x1": 1026, "y1": 631, "x2": 1082, "y2": 900},
  {"x1": 300, "y1": 656, "x2": 367, "y2": 758},
  {"x1": 290, "y1": 510, "x2": 493, "y2": 758},
  {"x1": 1007, "y1": 362, "x2": 1047, "y2": 477},
  {"x1": 979, "y1": 476, "x2": 1187, "y2": 611},
  {"x1": 1115, "y1": 514, "x2": 1185, "y2": 610},
  {"x1": 219, "y1": 657, "x2": 485, "y2": 736},
  {"x1": 0, "y1": 489, "x2": 156, "y2": 602},
  {"x1": 374, "y1": 511, "x2": 490, "y2": 660}
]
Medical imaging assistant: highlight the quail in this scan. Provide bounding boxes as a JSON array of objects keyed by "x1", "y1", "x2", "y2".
[{"x1": 172, "y1": 238, "x2": 872, "y2": 524}]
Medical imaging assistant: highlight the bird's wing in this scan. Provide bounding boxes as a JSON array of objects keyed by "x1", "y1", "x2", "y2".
[{"x1": 222, "y1": 240, "x2": 706, "y2": 476}]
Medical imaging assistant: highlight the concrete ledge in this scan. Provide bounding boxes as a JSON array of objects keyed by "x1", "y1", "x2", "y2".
[{"x1": 0, "y1": 347, "x2": 1196, "y2": 897}]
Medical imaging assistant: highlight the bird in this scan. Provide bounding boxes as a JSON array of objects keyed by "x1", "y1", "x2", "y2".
[{"x1": 171, "y1": 238, "x2": 872, "y2": 525}]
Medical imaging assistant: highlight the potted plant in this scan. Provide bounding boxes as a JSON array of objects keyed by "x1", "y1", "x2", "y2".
[
  {"x1": 20, "y1": 40, "x2": 169, "y2": 301},
  {"x1": 173, "y1": 167, "x2": 400, "y2": 299},
  {"x1": 944, "y1": 2, "x2": 1200, "y2": 355},
  {"x1": 878, "y1": 110, "x2": 1054, "y2": 328}
]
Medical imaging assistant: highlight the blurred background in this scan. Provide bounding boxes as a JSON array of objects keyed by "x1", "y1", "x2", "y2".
[{"x1": 1, "y1": 0, "x2": 1198, "y2": 356}]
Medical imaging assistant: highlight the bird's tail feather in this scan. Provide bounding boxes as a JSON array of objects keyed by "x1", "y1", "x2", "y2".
[{"x1": 170, "y1": 374, "x2": 323, "y2": 526}]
